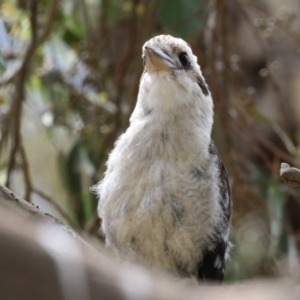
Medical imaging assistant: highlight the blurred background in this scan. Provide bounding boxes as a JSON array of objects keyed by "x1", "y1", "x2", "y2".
[{"x1": 0, "y1": 0, "x2": 300, "y2": 282}]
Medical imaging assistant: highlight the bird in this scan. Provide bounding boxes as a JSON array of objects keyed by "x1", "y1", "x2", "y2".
[{"x1": 94, "y1": 35, "x2": 232, "y2": 281}]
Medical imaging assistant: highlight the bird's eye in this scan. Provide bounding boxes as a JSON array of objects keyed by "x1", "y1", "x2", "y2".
[{"x1": 178, "y1": 52, "x2": 190, "y2": 67}]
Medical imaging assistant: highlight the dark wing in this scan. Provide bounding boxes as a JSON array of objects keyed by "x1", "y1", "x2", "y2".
[{"x1": 197, "y1": 141, "x2": 232, "y2": 281}]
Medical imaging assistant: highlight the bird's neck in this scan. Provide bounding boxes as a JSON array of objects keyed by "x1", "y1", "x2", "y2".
[{"x1": 130, "y1": 73, "x2": 214, "y2": 139}]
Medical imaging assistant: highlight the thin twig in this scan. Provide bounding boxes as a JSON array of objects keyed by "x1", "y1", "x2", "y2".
[
  {"x1": 39, "y1": 0, "x2": 59, "y2": 43},
  {"x1": 2, "y1": 0, "x2": 68, "y2": 224},
  {"x1": 5, "y1": 0, "x2": 39, "y2": 187},
  {"x1": 5, "y1": 0, "x2": 58, "y2": 187},
  {"x1": 19, "y1": 138, "x2": 74, "y2": 225},
  {"x1": 19, "y1": 142, "x2": 32, "y2": 202},
  {"x1": 234, "y1": 1, "x2": 293, "y2": 134},
  {"x1": 235, "y1": 103, "x2": 300, "y2": 168},
  {"x1": 84, "y1": 211, "x2": 101, "y2": 236}
]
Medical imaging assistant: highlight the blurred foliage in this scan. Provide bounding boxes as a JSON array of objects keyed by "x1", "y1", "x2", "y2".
[{"x1": 1, "y1": 0, "x2": 300, "y2": 282}]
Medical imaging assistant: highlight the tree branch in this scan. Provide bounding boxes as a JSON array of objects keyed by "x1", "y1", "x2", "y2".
[
  {"x1": 0, "y1": 184, "x2": 74, "y2": 233},
  {"x1": 0, "y1": 184, "x2": 299, "y2": 300}
]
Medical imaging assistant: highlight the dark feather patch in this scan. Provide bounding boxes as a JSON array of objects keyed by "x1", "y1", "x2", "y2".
[
  {"x1": 196, "y1": 75, "x2": 209, "y2": 96},
  {"x1": 197, "y1": 141, "x2": 232, "y2": 281},
  {"x1": 209, "y1": 141, "x2": 232, "y2": 224},
  {"x1": 197, "y1": 237, "x2": 228, "y2": 281},
  {"x1": 161, "y1": 131, "x2": 169, "y2": 143},
  {"x1": 191, "y1": 167, "x2": 203, "y2": 178}
]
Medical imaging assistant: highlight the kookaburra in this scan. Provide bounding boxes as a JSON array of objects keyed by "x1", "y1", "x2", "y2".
[{"x1": 95, "y1": 35, "x2": 232, "y2": 281}]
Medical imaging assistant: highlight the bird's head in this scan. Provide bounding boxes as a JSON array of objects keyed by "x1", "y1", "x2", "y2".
[{"x1": 132, "y1": 35, "x2": 212, "y2": 120}]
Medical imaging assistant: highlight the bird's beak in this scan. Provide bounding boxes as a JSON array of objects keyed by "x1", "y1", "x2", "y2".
[{"x1": 145, "y1": 46, "x2": 176, "y2": 72}]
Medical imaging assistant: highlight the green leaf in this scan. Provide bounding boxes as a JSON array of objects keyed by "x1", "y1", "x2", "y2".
[
  {"x1": 266, "y1": 180, "x2": 285, "y2": 257},
  {"x1": 158, "y1": 0, "x2": 205, "y2": 36},
  {"x1": 81, "y1": 190, "x2": 93, "y2": 220},
  {"x1": 102, "y1": 0, "x2": 119, "y2": 24}
]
